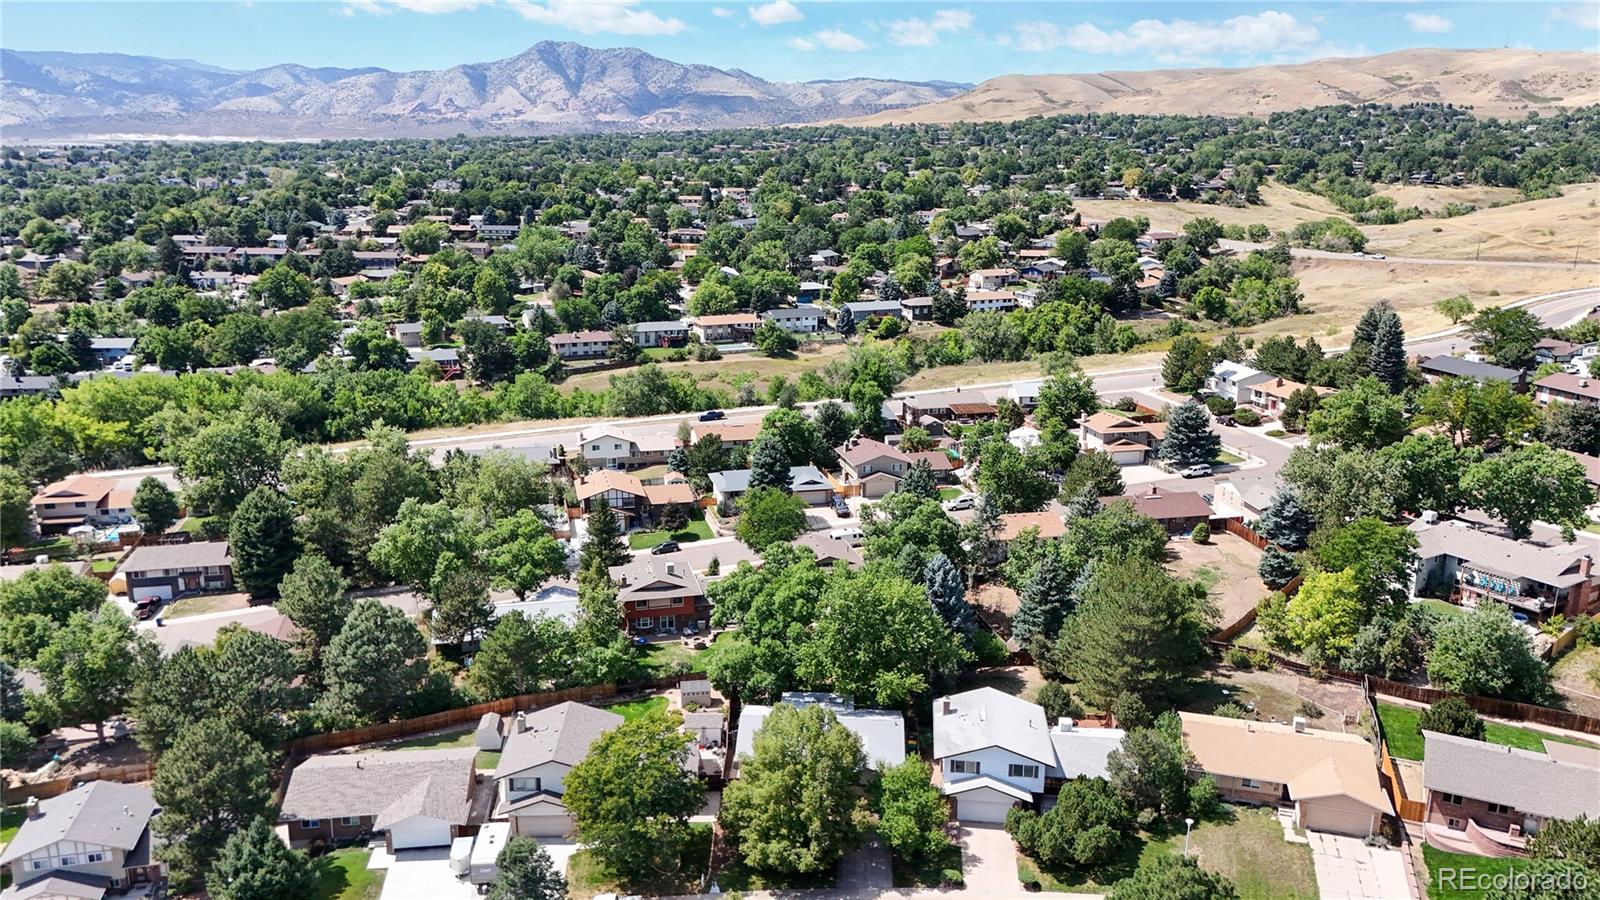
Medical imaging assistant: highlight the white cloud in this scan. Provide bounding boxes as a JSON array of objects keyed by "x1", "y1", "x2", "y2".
[
  {"x1": 1547, "y1": 1, "x2": 1600, "y2": 32},
  {"x1": 1014, "y1": 10, "x2": 1323, "y2": 64},
  {"x1": 886, "y1": 8, "x2": 974, "y2": 47},
  {"x1": 505, "y1": 0, "x2": 687, "y2": 35},
  {"x1": 711, "y1": 6, "x2": 734, "y2": 17},
  {"x1": 786, "y1": 36, "x2": 816, "y2": 51},
  {"x1": 814, "y1": 27, "x2": 869, "y2": 51},
  {"x1": 748, "y1": 0, "x2": 802, "y2": 26},
  {"x1": 1405, "y1": 12, "x2": 1453, "y2": 33},
  {"x1": 340, "y1": 0, "x2": 487, "y2": 14}
]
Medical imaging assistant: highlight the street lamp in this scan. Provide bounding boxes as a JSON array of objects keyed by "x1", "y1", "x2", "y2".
[{"x1": 1184, "y1": 817, "x2": 1195, "y2": 856}]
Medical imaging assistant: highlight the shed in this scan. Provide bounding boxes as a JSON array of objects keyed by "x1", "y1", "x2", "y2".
[
  {"x1": 475, "y1": 713, "x2": 504, "y2": 751},
  {"x1": 680, "y1": 678, "x2": 712, "y2": 707}
]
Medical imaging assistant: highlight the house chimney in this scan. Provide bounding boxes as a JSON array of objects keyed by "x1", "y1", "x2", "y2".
[
  {"x1": 941, "y1": 699, "x2": 953, "y2": 716},
  {"x1": 514, "y1": 712, "x2": 527, "y2": 734},
  {"x1": 1582, "y1": 555, "x2": 1593, "y2": 578},
  {"x1": 25, "y1": 797, "x2": 40, "y2": 820},
  {"x1": 1293, "y1": 716, "x2": 1308, "y2": 733}
]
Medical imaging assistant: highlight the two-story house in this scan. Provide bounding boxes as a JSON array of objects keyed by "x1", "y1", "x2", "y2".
[
  {"x1": 834, "y1": 437, "x2": 912, "y2": 499},
  {"x1": 574, "y1": 427, "x2": 676, "y2": 470},
  {"x1": 1534, "y1": 372, "x2": 1600, "y2": 407},
  {"x1": 1422, "y1": 730, "x2": 1600, "y2": 856},
  {"x1": 689, "y1": 313, "x2": 760, "y2": 344},
  {"x1": 0, "y1": 781, "x2": 164, "y2": 896},
  {"x1": 494, "y1": 703, "x2": 624, "y2": 837},
  {"x1": 607, "y1": 557, "x2": 708, "y2": 635},
  {"x1": 278, "y1": 748, "x2": 477, "y2": 852},
  {"x1": 965, "y1": 290, "x2": 1019, "y2": 313},
  {"x1": 760, "y1": 306, "x2": 825, "y2": 334},
  {"x1": 29, "y1": 475, "x2": 138, "y2": 534},
  {"x1": 1077, "y1": 413, "x2": 1167, "y2": 466},
  {"x1": 548, "y1": 330, "x2": 614, "y2": 360},
  {"x1": 574, "y1": 470, "x2": 694, "y2": 529},
  {"x1": 1206, "y1": 360, "x2": 1275, "y2": 406},
  {"x1": 932, "y1": 687, "x2": 1057, "y2": 822},
  {"x1": 1408, "y1": 518, "x2": 1598, "y2": 620},
  {"x1": 967, "y1": 268, "x2": 1019, "y2": 291},
  {"x1": 633, "y1": 320, "x2": 689, "y2": 348},
  {"x1": 115, "y1": 540, "x2": 234, "y2": 604}
]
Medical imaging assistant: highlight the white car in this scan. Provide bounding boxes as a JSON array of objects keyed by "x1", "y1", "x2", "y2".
[
  {"x1": 1180, "y1": 464, "x2": 1213, "y2": 478},
  {"x1": 941, "y1": 494, "x2": 976, "y2": 511},
  {"x1": 1369, "y1": 253, "x2": 1386, "y2": 260}
]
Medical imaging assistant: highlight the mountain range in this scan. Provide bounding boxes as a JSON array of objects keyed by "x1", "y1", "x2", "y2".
[
  {"x1": 0, "y1": 42, "x2": 969, "y2": 140},
  {"x1": 2, "y1": 44, "x2": 1595, "y2": 141}
]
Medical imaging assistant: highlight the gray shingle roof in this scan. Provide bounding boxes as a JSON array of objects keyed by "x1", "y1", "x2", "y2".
[
  {"x1": 6, "y1": 871, "x2": 111, "y2": 899},
  {"x1": 119, "y1": 540, "x2": 232, "y2": 574},
  {"x1": 0, "y1": 781, "x2": 155, "y2": 865},
  {"x1": 493, "y1": 702, "x2": 623, "y2": 777},
  {"x1": 1410, "y1": 520, "x2": 1593, "y2": 588},
  {"x1": 1048, "y1": 727, "x2": 1127, "y2": 779},
  {"x1": 1419, "y1": 356, "x2": 1523, "y2": 382},
  {"x1": 933, "y1": 687, "x2": 1056, "y2": 767},
  {"x1": 1422, "y1": 730, "x2": 1600, "y2": 820},
  {"x1": 279, "y1": 748, "x2": 475, "y2": 825},
  {"x1": 736, "y1": 694, "x2": 905, "y2": 772}
]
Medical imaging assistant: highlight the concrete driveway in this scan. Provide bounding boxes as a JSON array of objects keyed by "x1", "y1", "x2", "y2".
[
  {"x1": 1307, "y1": 831, "x2": 1409, "y2": 900},
  {"x1": 376, "y1": 848, "x2": 478, "y2": 900},
  {"x1": 534, "y1": 838, "x2": 581, "y2": 880},
  {"x1": 957, "y1": 824, "x2": 1022, "y2": 895}
]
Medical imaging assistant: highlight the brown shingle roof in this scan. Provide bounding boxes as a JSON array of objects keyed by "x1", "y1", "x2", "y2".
[
  {"x1": 1104, "y1": 486, "x2": 1212, "y2": 521},
  {"x1": 835, "y1": 437, "x2": 910, "y2": 468},
  {"x1": 1181, "y1": 712, "x2": 1390, "y2": 814}
]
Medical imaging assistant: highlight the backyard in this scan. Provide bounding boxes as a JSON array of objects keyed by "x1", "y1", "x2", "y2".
[
  {"x1": 600, "y1": 695, "x2": 669, "y2": 724},
  {"x1": 628, "y1": 519, "x2": 713, "y2": 549},
  {"x1": 1375, "y1": 701, "x2": 1598, "y2": 761},
  {"x1": 1018, "y1": 806, "x2": 1317, "y2": 899},
  {"x1": 567, "y1": 822, "x2": 712, "y2": 899},
  {"x1": 1164, "y1": 531, "x2": 1268, "y2": 631},
  {"x1": 1420, "y1": 844, "x2": 1519, "y2": 900},
  {"x1": 1551, "y1": 643, "x2": 1600, "y2": 719},
  {"x1": 309, "y1": 847, "x2": 384, "y2": 900},
  {"x1": 384, "y1": 726, "x2": 502, "y2": 770},
  {"x1": 638, "y1": 639, "x2": 706, "y2": 676}
]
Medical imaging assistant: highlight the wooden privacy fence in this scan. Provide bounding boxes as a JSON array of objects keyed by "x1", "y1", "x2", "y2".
[
  {"x1": 6, "y1": 762, "x2": 155, "y2": 803},
  {"x1": 1368, "y1": 676, "x2": 1600, "y2": 737},
  {"x1": 1222, "y1": 516, "x2": 1269, "y2": 550}
]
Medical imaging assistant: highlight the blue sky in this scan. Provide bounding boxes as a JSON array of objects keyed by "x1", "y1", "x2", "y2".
[{"x1": 4, "y1": 1, "x2": 1597, "y2": 84}]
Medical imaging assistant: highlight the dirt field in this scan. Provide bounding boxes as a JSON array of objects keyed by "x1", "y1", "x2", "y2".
[
  {"x1": 1249, "y1": 257, "x2": 1600, "y2": 345},
  {"x1": 1164, "y1": 533, "x2": 1269, "y2": 633},
  {"x1": 1071, "y1": 181, "x2": 1345, "y2": 234},
  {"x1": 1551, "y1": 644, "x2": 1600, "y2": 719},
  {"x1": 1365, "y1": 181, "x2": 1600, "y2": 263},
  {"x1": 1189, "y1": 666, "x2": 1368, "y2": 728},
  {"x1": 1375, "y1": 183, "x2": 1525, "y2": 212}
]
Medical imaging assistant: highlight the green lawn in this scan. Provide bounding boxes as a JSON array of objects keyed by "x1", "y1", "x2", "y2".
[
  {"x1": 310, "y1": 848, "x2": 384, "y2": 900},
  {"x1": 178, "y1": 515, "x2": 215, "y2": 534},
  {"x1": 1, "y1": 806, "x2": 25, "y2": 849},
  {"x1": 568, "y1": 822, "x2": 711, "y2": 899},
  {"x1": 387, "y1": 727, "x2": 500, "y2": 769},
  {"x1": 1215, "y1": 450, "x2": 1246, "y2": 464},
  {"x1": 891, "y1": 840, "x2": 964, "y2": 889},
  {"x1": 602, "y1": 695, "x2": 668, "y2": 724},
  {"x1": 1418, "y1": 599, "x2": 1469, "y2": 619},
  {"x1": 1019, "y1": 807, "x2": 1315, "y2": 899},
  {"x1": 628, "y1": 519, "x2": 714, "y2": 549},
  {"x1": 639, "y1": 639, "x2": 705, "y2": 676},
  {"x1": 1421, "y1": 844, "x2": 1519, "y2": 900},
  {"x1": 1376, "y1": 701, "x2": 1599, "y2": 761},
  {"x1": 938, "y1": 487, "x2": 964, "y2": 500}
]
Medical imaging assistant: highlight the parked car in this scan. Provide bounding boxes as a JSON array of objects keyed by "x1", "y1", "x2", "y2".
[
  {"x1": 133, "y1": 599, "x2": 160, "y2": 620},
  {"x1": 1369, "y1": 253, "x2": 1386, "y2": 260},
  {"x1": 832, "y1": 498, "x2": 851, "y2": 517},
  {"x1": 651, "y1": 540, "x2": 681, "y2": 555},
  {"x1": 698, "y1": 409, "x2": 726, "y2": 421},
  {"x1": 1181, "y1": 464, "x2": 1213, "y2": 478},
  {"x1": 942, "y1": 493, "x2": 976, "y2": 511}
]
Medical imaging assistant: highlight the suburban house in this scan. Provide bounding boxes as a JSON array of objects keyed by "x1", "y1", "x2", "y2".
[
  {"x1": 0, "y1": 782, "x2": 164, "y2": 897},
  {"x1": 1534, "y1": 337, "x2": 1598, "y2": 365},
  {"x1": 834, "y1": 437, "x2": 912, "y2": 499},
  {"x1": 967, "y1": 268, "x2": 1019, "y2": 291},
  {"x1": 29, "y1": 475, "x2": 135, "y2": 534},
  {"x1": 1206, "y1": 360, "x2": 1275, "y2": 405},
  {"x1": 547, "y1": 330, "x2": 614, "y2": 360},
  {"x1": 901, "y1": 390, "x2": 997, "y2": 425},
  {"x1": 708, "y1": 466, "x2": 836, "y2": 508},
  {"x1": 796, "y1": 281, "x2": 826, "y2": 303},
  {"x1": 966, "y1": 290, "x2": 1019, "y2": 313},
  {"x1": 575, "y1": 427, "x2": 675, "y2": 470},
  {"x1": 900, "y1": 296, "x2": 933, "y2": 321},
  {"x1": 1421, "y1": 730, "x2": 1600, "y2": 856},
  {"x1": 278, "y1": 748, "x2": 478, "y2": 851},
  {"x1": 405, "y1": 347, "x2": 461, "y2": 378},
  {"x1": 85, "y1": 337, "x2": 136, "y2": 368},
  {"x1": 932, "y1": 688, "x2": 1126, "y2": 822},
  {"x1": 608, "y1": 557, "x2": 708, "y2": 635},
  {"x1": 633, "y1": 320, "x2": 689, "y2": 347},
  {"x1": 1103, "y1": 486, "x2": 1213, "y2": 534},
  {"x1": 690, "y1": 313, "x2": 759, "y2": 344},
  {"x1": 1179, "y1": 712, "x2": 1391, "y2": 837},
  {"x1": 574, "y1": 470, "x2": 695, "y2": 529},
  {"x1": 1248, "y1": 377, "x2": 1333, "y2": 416},
  {"x1": 1077, "y1": 413, "x2": 1166, "y2": 466},
  {"x1": 115, "y1": 540, "x2": 234, "y2": 604},
  {"x1": 1214, "y1": 472, "x2": 1277, "y2": 520},
  {"x1": 390, "y1": 321, "x2": 424, "y2": 348},
  {"x1": 734, "y1": 693, "x2": 905, "y2": 777},
  {"x1": 1418, "y1": 355, "x2": 1527, "y2": 390},
  {"x1": 904, "y1": 450, "x2": 957, "y2": 482},
  {"x1": 1407, "y1": 518, "x2": 1598, "y2": 620},
  {"x1": 994, "y1": 509, "x2": 1070, "y2": 559},
  {"x1": 1534, "y1": 372, "x2": 1600, "y2": 407},
  {"x1": 494, "y1": 703, "x2": 624, "y2": 836},
  {"x1": 760, "y1": 306, "x2": 826, "y2": 333},
  {"x1": 690, "y1": 421, "x2": 761, "y2": 449},
  {"x1": 1006, "y1": 380, "x2": 1044, "y2": 409},
  {"x1": 839, "y1": 300, "x2": 904, "y2": 325},
  {"x1": 794, "y1": 530, "x2": 864, "y2": 569}
]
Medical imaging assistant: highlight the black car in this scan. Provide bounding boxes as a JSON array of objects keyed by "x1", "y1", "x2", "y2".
[
  {"x1": 698, "y1": 409, "x2": 726, "y2": 421},
  {"x1": 832, "y1": 498, "x2": 851, "y2": 517},
  {"x1": 651, "y1": 540, "x2": 681, "y2": 555}
]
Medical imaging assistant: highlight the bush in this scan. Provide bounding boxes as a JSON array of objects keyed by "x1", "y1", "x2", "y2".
[
  {"x1": 1114, "y1": 397, "x2": 1137, "y2": 413},
  {"x1": 1204, "y1": 396, "x2": 1236, "y2": 416},
  {"x1": 1232, "y1": 408, "x2": 1262, "y2": 426},
  {"x1": 1190, "y1": 522, "x2": 1211, "y2": 544},
  {"x1": 1265, "y1": 428, "x2": 1287, "y2": 438},
  {"x1": 1223, "y1": 647, "x2": 1254, "y2": 670},
  {"x1": 1417, "y1": 697, "x2": 1485, "y2": 741},
  {"x1": 1036, "y1": 681, "x2": 1083, "y2": 723},
  {"x1": 1213, "y1": 701, "x2": 1252, "y2": 719},
  {"x1": 970, "y1": 629, "x2": 1011, "y2": 667},
  {"x1": 1109, "y1": 693, "x2": 1151, "y2": 729},
  {"x1": 1297, "y1": 700, "x2": 1324, "y2": 720},
  {"x1": 1186, "y1": 776, "x2": 1221, "y2": 819}
]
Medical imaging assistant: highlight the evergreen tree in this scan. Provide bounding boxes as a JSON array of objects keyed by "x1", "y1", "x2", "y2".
[
  {"x1": 899, "y1": 458, "x2": 939, "y2": 501},
  {"x1": 486, "y1": 837, "x2": 566, "y2": 900},
  {"x1": 1013, "y1": 552, "x2": 1076, "y2": 647},
  {"x1": 924, "y1": 552, "x2": 975, "y2": 634},
  {"x1": 748, "y1": 436, "x2": 791, "y2": 492},
  {"x1": 228, "y1": 487, "x2": 299, "y2": 598},
  {"x1": 1257, "y1": 486, "x2": 1316, "y2": 550},
  {"x1": 205, "y1": 817, "x2": 315, "y2": 900},
  {"x1": 1065, "y1": 485, "x2": 1103, "y2": 519},
  {"x1": 1156, "y1": 400, "x2": 1220, "y2": 467},
  {"x1": 836, "y1": 305, "x2": 856, "y2": 336},
  {"x1": 1258, "y1": 546, "x2": 1299, "y2": 587},
  {"x1": 153, "y1": 719, "x2": 274, "y2": 887},
  {"x1": 322, "y1": 600, "x2": 428, "y2": 723},
  {"x1": 1370, "y1": 309, "x2": 1406, "y2": 393},
  {"x1": 275, "y1": 554, "x2": 350, "y2": 681},
  {"x1": 580, "y1": 499, "x2": 629, "y2": 573}
]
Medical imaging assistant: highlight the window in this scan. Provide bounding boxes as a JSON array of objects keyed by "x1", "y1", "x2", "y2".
[
  {"x1": 948, "y1": 759, "x2": 980, "y2": 775},
  {"x1": 340, "y1": 817, "x2": 361, "y2": 827},
  {"x1": 636, "y1": 617, "x2": 653, "y2": 630},
  {"x1": 85, "y1": 852, "x2": 105, "y2": 863},
  {"x1": 510, "y1": 777, "x2": 543, "y2": 793},
  {"x1": 59, "y1": 856, "x2": 77, "y2": 867},
  {"x1": 301, "y1": 819, "x2": 320, "y2": 829},
  {"x1": 1008, "y1": 764, "x2": 1040, "y2": 780},
  {"x1": 1240, "y1": 778, "x2": 1262, "y2": 789},
  {"x1": 1440, "y1": 793, "x2": 1464, "y2": 806},
  {"x1": 28, "y1": 860, "x2": 47, "y2": 871},
  {"x1": 1447, "y1": 817, "x2": 1465, "y2": 831},
  {"x1": 1487, "y1": 803, "x2": 1513, "y2": 815}
]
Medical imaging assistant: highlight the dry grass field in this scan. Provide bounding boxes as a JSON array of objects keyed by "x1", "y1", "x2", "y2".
[
  {"x1": 1071, "y1": 181, "x2": 1344, "y2": 233},
  {"x1": 1365, "y1": 181, "x2": 1600, "y2": 263},
  {"x1": 1375, "y1": 183, "x2": 1524, "y2": 211}
]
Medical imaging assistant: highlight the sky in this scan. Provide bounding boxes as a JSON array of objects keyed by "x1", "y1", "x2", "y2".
[{"x1": 2, "y1": 1, "x2": 1597, "y2": 85}]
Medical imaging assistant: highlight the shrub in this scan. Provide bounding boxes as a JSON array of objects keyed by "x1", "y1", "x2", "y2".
[
  {"x1": 1036, "y1": 681, "x2": 1084, "y2": 723},
  {"x1": 1190, "y1": 522, "x2": 1211, "y2": 544},
  {"x1": 970, "y1": 629, "x2": 1011, "y2": 667},
  {"x1": 1223, "y1": 647, "x2": 1254, "y2": 670},
  {"x1": 1213, "y1": 701, "x2": 1252, "y2": 719},
  {"x1": 1232, "y1": 408, "x2": 1262, "y2": 426},
  {"x1": 1297, "y1": 700, "x2": 1324, "y2": 720},
  {"x1": 1109, "y1": 693, "x2": 1151, "y2": 729},
  {"x1": 1265, "y1": 428, "x2": 1287, "y2": 438},
  {"x1": 1416, "y1": 696, "x2": 1485, "y2": 742},
  {"x1": 1114, "y1": 396, "x2": 1137, "y2": 413},
  {"x1": 1204, "y1": 396, "x2": 1236, "y2": 416}
]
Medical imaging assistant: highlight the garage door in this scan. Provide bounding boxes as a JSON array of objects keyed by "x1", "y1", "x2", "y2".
[
  {"x1": 956, "y1": 795, "x2": 1016, "y2": 824},
  {"x1": 514, "y1": 813, "x2": 575, "y2": 837},
  {"x1": 131, "y1": 584, "x2": 173, "y2": 603},
  {"x1": 1300, "y1": 801, "x2": 1376, "y2": 837},
  {"x1": 388, "y1": 817, "x2": 452, "y2": 850}
]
